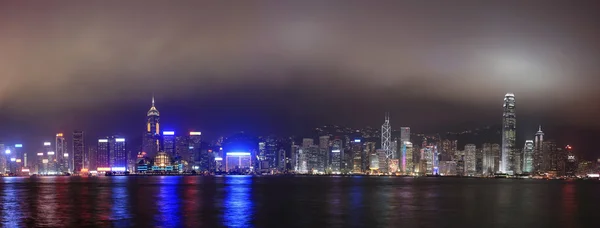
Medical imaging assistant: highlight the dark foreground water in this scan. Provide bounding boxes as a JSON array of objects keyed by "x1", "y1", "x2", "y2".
[{"x1": 1, "y1": 176, "x2": 599, "y2": 228}]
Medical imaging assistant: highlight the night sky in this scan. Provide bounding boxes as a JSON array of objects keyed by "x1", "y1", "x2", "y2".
[{"x1": 0, "y1": 1, "x2": 599, "y2": 158}]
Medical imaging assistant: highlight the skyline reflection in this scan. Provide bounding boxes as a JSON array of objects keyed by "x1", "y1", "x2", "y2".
[{"x1": 222, "y1": 176, "x2": 254, "y2": 228}]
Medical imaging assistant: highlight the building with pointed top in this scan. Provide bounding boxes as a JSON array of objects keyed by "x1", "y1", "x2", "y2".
[
  {"x1": 142, "y1": 96, "x2": 161, "y2": 158},
  {"x1": 501, "y1": 93, "x2": 517, "y2": 174},
  {"x1": 533, "y1": 125, "x2": 544, "y2": 173}
]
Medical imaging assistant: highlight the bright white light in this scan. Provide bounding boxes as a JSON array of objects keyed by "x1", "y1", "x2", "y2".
[
  {"x1": 189, "y1": 132, "x2": 201, "y2": 136},
  {"x1": 188, "y1": 146, "x2": 194, "y2": 149},
  {"x1": 215, "y1": 157, "x2": 223, "y2": 161},
  {"x1": 354, "y1": 139, "x2": 361, "y2": 143},
  {"x1": 15, "y1": 144, "x2": 23, "y2": 148},
  {"x1": 47, "y1": 151, "x2": 55, "y2": 155},
  {"x1": 42, "y1": 159, "x2": 48, "y2": 164},
  {"x1": 37, "y1": 152, "x2": 44, "y2": 156},
  {"x1": 116, "y1": 138, "x2": 126, "y2": 142},
  {"x1": 44, "y1": 142, "x2": 51, "y2": 146},
  {"x1": 4, "y1": 149, "x2": 10, "y2": 154},
  {"x1": 10, "y1": 158, "x2": 16, "y2": 162},
  {"x1": 332, "y1": 149, "x2": 341, "y2": 153},
  {"x1": 163, "y1": 131, "x2": 175, "y2": 136},
  {"x1": 587, "y1": 174, "x2": 599, "y2": 178},
  {"x1": 63, "y1": 153, "x2": 69, "y2": 157},
  {"x1": 227, "y1": 152, "x2": 251, "y2": 156},
  {"x1": 111, "y1": 167, "x2": 126, "y2": 172},
  {"x1": 98, "y1": 139, "x2": 109, "y2": 143},
  {"x1": 97, "y1": 167, "x2": 111, "y2": 171}
]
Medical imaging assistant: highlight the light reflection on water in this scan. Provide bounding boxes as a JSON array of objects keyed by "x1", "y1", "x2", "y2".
[
  {"x1": 0, "y1": 176, "x2": 599, "y2": 228},
  {"x1": 222, "y1": 176, "x2": 254, "y2": 228}
]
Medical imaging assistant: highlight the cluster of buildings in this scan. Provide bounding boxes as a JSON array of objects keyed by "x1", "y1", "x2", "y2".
[{"x1": 0, "y1": 94, "x2": 598, "y2": 177}]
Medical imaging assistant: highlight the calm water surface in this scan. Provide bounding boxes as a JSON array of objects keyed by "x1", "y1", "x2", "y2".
[{"x1": 1, "y1": 176, "x2": 599, "y2": 228}]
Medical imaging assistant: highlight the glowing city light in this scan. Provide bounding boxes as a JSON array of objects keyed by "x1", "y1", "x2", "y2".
[
  {"x1": 226, "y1": 152, "x2": 251, "y2": 156},
  {"x1": 4, "y1": 149, "x2": 10, "y2": 154},
  {"x1": 163, "y1": 131, "x2": 175, "y2": 136},
  {"x1": 98, "y1": 139, "x2": 109, "y2": 143},
  {"x1": 56, "y1": 133, "x2": 63, "y2": 137},
  {"x1": 47, "y1": 151, "x2": 55, "y2": 155},
  {"x1": 37, "y1": 152, "x2": 44, "y2": 156},
  {"x1": 116, "y1": 138, "x2": 126, "y2": 142},
  {"x1": 97, "y1": 167, "x2": 111, "y2": 172},
  {"x1": 111, "y1": 167, "x2": 127, "y2": 172},
  {"x1": 215, "y1": 157, "x2": 223, "y2": 161},
  {"x1": 16, "y1": 159, "x2": 21, "y2": 163},
  {"x1": 354, "y1": 139, "x2": 361, "y2": 143},
  {"x1": 63, "y1": 153, "x2": 69, "y2": 157},
  {"x1": 44, "y1": 142, "x2": 51, "y2": 146},
  {"x1": 189, "y1": 132, "x2": 201, "y2": 136},
  {"x1": 10, "y1": 158, "x2": 16, "y2": 162},
  {"x1": 15, "y1": 144, "x2": 23, "y2": 148},
  {"x1": 332, "y1": 149, "x2": 341, "y2": 153}
]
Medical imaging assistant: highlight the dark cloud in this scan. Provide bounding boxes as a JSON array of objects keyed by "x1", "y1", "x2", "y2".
[{"x1": 0, "y1": 1, "x2": 599, "y2": 154}]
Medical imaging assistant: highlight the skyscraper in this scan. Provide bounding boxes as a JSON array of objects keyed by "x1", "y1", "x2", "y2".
[
  {"x1": 523, "y1": 140, "x2": 534, "y2": 173},
  {"x1": 482, "y1": 143, "x2": 494, "y2": 175},
  {"x1": 142, "y1": 96, "x2": 160, "y2": 158},
  {"x1": 501, "y1": 93, "x2": 517, "y2": 174},
  {"x1": 381, "y1": 112, "x2": 392, "y2": 159},
  {"x1": 97, "y1": 138, "x2": 110, "y2": 169},
  {"x1": 73, "y1": 131, "x2": 85, "y2": 173},
  {"x1": 403, "y1": 141, "x2": 414, "y2": 174},
  {"x1": 533, "y1": 126, "x2": 544, "y2": 173},
  {"x1": 465, "y1": 144, "x2": 477, "y2": 176},
  {"x1": 400, "y1": 127, "x2": 410, "y2": 144},
  {"x1": 330, "y1": 138, "x2": 343, "y2": 173},
  {"x1": 111, "y1": 137, "x2": 127, "y2": 170},
  {"x1": 56, "y1": 133, "x2": 68, "y2": 173},
  {"x1": 162, "y1": 131, "x2": 176, "y2": 157}
]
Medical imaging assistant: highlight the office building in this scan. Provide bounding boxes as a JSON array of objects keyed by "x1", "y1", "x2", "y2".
[
  {"x1": 465, "y1": 144, "x2": 476, "y2": 176},
  {"x1": 73, "y1": 131, "x2": 85, "y2": 173},
  {"x1": 142, "y1": 96, "x2": 160, "y2": 158},
  {"x1": 162, "y1": 131, "x2": 176, "y2": 157},
  {"x1": 533, "y1": 126, "x2": 544, "y2": 173},
  {"x1": 523, "y1": 140, "x2": 534, "y2": 173},
  {"x1": 501, "y1": 93, "x2": 517, "y2": 174}
]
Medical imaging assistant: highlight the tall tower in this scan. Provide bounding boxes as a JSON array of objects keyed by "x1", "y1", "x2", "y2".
[
  {"x1": 523, "y1": 140, "x2": 534, "y2": 173},
  {"x1": 73, "y1": 131, "x2": 85, "y2": 173},
  {"x1": 533, "y1": 126, "x2": 544, "y2": 173},
  {"x1": 143, "y1": 95, "x2": 161, "y2": 158},
  {"x1": 381, "y1": 112, "x2": 392, "y2": 159},
  {"x1": 501, "y1": 93, "x2": 516, "y2": 174},
  {"x1": 56, "y1": 133, "x2": 68, "y2": 173}
]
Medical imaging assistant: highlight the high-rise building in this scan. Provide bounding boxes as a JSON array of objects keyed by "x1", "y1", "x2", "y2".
[
  {"x1": 381, "y1": 113, "x2": 392, "y2": 159},
  {"x1": 88, "y1": 146, "x2": 97, "y2": 171},
  {"x1": 73, "y1": 131, "x2": 85, "y2": 173},
  {"x1": 543, "y1": 140, "x2": 558, "y2": 172},
  {"x1": 318, "y1": 136, "x2": 330, "y2": 172},
  {"x1": 56, "y1": 133, "x2": 68, "y2": 173},
  {"x1": 111, "y1": 137, "x2": 127, "y2": 169},
  {"x1": 533, "y1": 126, "x2": 544, "y2": 173},
  {"x1": 400, "y1": 127, "x2": 410, "y2": 144},
  {"x1": 403, "y1": 141, "x2": 414, "y2": 174},
  {"x1": 142, "y1": 96, "x2": 161, "y2": 158},
  {"x1": 188, "y1": 132, "x2": 202, "y2": 169},
  {"x1": 475, "y1": 148, "x2": 483, "y2": 175},
  {"x1": 464, "y1": 144, "x2": 477, "y2": 176},
  {"x1": 565, "y1": 145, "x2": 577, "y2": 177},
  {"x1": 162, "y1": 131, "x2": 176, "y2": 157},
  {"x1": 350, "y1": 138, "x2": 363, "y2": 173},
  {"x1": 492, "y1": 144, "x2": 501, "y2": 173},
  {"x1": 482, "y1": 143, "x2": 494, "y2": 175},
  {"x1": 97, "y1": 138, "x2": 110, "y2": 170},
  {"x1": 330, "y1": 139, "x2": 343, "y2": 173},
  {"x1": 523, "y1": 140, "x2": 534, "y2": 173},
  {"x1": 501, "y1": 93, "x2": 517, "y2": 174}
]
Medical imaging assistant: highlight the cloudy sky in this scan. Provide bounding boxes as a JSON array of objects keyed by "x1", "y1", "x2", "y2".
[{"x1": 0, "y1": 1, "x2": 599, "y2": 154}]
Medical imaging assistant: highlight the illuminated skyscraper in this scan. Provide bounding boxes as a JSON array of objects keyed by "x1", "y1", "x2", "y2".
[
  {"x1": 351, "y1": 138, "x2": 363, "y2": 173},
  {"x1": 162, "y1": 131, "x2": 176, "y2": 157},
  {"x1": 400, "y1": 127, "x2": 410, "y2": 144},
  {"x1": 188, "y1": 132, "x2": 203, "y2": 169},
  {"x1": 482, "y1": 143, "x2": 494, "y2": 175},
  {"x1": 97, "y1": 138, "x2": 110, "y2": 169},
  {"x1": 318, "y1": 136, "x2": 329, "y2": 171},
  {"x1": 381, "y1": 112, "x2": 392, "y2": 159},
  {"x1": 533, "y1": 126, "x2": 544, "y2": 173},
  {"x1": 111, "y1": 137, "x2": 127, "y2": 169},
  {"x1": 73, "y1": 131, "x2": 85, "y2": 173},
  {"x1": 56, "y1": 133, "x2": 68, "y2": 173},
  {"x1": 142, "y1": 96, "x2": 160, "y2": 158},
  {"x1": 465, "y1": 144, "x2": 476, "y2": 176},
  {"x1": 501, "y1": 93, "x2": 517, "y2": 174},
  {"x1": 523, "y1": 140, "x2": 534, "y2": 173},
  {"x1": 403, "y1": 141, "x2": 414, "y2": 174}
]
